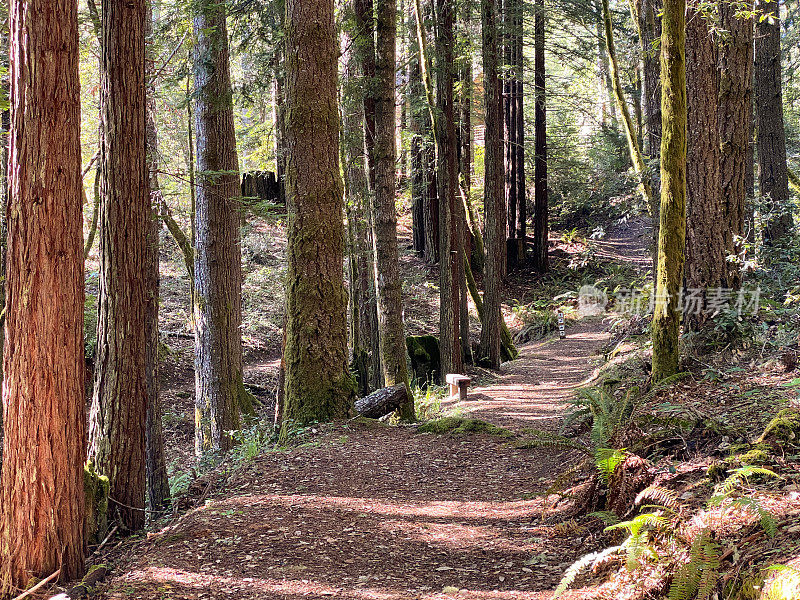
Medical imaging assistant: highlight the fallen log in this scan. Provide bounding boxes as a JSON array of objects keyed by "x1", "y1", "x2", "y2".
[{"x1": 355, "y1": 384, "x2": 408, "y2": 419}]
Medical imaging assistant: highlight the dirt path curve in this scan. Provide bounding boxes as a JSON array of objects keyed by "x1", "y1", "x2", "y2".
[{"x1": 100, "y1": 223, "x2": 650, "y2": 600}]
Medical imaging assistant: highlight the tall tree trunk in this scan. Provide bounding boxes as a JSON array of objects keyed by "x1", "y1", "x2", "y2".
[
  {"x1": 273, "y1": 0, "x2": 287, "y2": 203},
  {"x1": 0, "y1": 0, "x2": 87, "y2": 588},
  {"x1": 192, "y1": 0, "x2": 247, "y2": 455},
  {"x1": 651, "y1": 0, "x2": 686, "y2": 381},
  {"x1": 145, "y1": 0, "x2": 170, "y2": 514},
  {"x1": 718, "y1": 0, "x2": 752, "y2": 286},
  {"x1": 342, "y1": 5, "x2": 379, "y2": 396},
  {"x1": 514, "y1": 3, "x2": 526, "y2": 248},
  {"x1": 89, "y1": 0, "x2": 149, "y2": 532},
  {"x1": 533, "y1": 0, "x2": 548, "y2": 273},
  {"x1": 373, "y1": 0, "x2": 414, "y2": 418},
  {"x1": 353, "y1": 0, "x2": 384, "y2": 390},
  {"x1": 755, "y1": 0, "x2": 793, "y2": 244},
  {"x1": 480, "y1": 0, "x2": 505, "y2": 368},
  {"x1": 282, "y1": 0, "x2": 356, "y2": 431},
  {"x1": 504, "y1": 0, "x2": 518, "y2": 247},
  {"x1": 437, "y1": 0, "x2": 464, "y2": 378},
  {"x1": 684, "y1": 7, "x2": 725, "y2": 332}
]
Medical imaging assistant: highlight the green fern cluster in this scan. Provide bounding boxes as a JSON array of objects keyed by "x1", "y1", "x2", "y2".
[
  {"x1": 668, "y1": 530, "x2": 721, "y2": 600},
  {"x1": 708, "y1": 466, "x2": 780, "y2": 538}
]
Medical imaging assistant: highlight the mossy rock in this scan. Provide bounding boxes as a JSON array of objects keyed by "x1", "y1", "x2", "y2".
[
  {"x1": 723, "y1": 443, "x2": 774, "y2": 468},
  {"x1": 757, "y1": 408, "x2": 800, "y2": 448},
  {"x1": 84, "y1": 461, "x2": 110, "y2": 545},
  {"x1": 417, "y1": 417, "x2": 514, "y2": 438},
  {"x1": 406, "y1": 335, "x2": 440, "y2": 388}
]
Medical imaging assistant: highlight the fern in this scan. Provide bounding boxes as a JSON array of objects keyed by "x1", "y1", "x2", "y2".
[
  {"x1": 588, "y1": 510, "x2": 621, "y2": 526},
  {"x1": 713, "y1": 465, "x2": 779, "y2": 497},
  {"x1": 605, "y1": 512, "x2": 671, "y2": 570},
  {"x1": 595, "y1": 447, "x2": 628, "y2": 483},
  {"x1": 668, "y1": 530, "x2": 721, "y2": 600},
  {"x1": 708, "y1": 466, "x2": 779, "y2": 537},
  {"x1": 553, "y1": 545, "x2": 623, "y2": 598},
  {"x1": 731, "y1": 496, "x2": 778, "y2": 538},
  {"x1": 635, "y1": 485, "x2": 682, "y2": 513}
]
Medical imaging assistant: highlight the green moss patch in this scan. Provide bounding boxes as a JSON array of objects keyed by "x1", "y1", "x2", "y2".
[{"x1": 417, "y1": 417, "x2": 514, "y2": 438}]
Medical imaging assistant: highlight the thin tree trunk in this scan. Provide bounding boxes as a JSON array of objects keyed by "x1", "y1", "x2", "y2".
[
  {"x1": 755, "y1": 0, "x2": 793, "y2": 244},
  {"x1": 145, "y1": 0, "x2": 170, "y2": 514},
  {"x1": 718, "y1": 0, "x2": 752, "y2": 286},
  {"x1": 0, "y1": 0, "x2": 86, "y2": 589},
  {"x1": 504, "y1": 0, "x2": 517, "y2": 247},
  {"x1": 684, "y1": 7, "x2": 725, "y2": 332},
  {"x1": 373, "y1": 0, "x2": 414, "y2": 418},
  {"x1": 437, "y1": 0, "x2": 464, "y2": 379},
  {"x1": 480, "y1": 0, "x2": 505, "y2": 368},
  {"x1": 533, "y1": 0, "x2": 548, "y2": 273},
  {"x1": 89, "y1": 0, "x2": 149, "y2": 532},
  {"x1": 652, "y1": 0, "x2": 686, "y2": 381},
  {"x1": 282, "y1": 0, "x2": 356, "y2": 432},
  {"x1": 514, "y1": 3, "x2": 526, "y2": 248},
  {"x1": 640, "y1": 0, "x2": 662, "y2": 158}
]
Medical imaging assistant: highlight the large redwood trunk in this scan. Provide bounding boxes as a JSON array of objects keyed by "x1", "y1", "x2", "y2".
[
  {"x1": 89, "y1": 0, "x2": 149, "y2": 532},
  {"x1": 0, "y1": 0, "x2": 87, "y2": 588},
  {"x1": 192, "y1": 0, "x2": 246, "y2": 454},
  {"x1": 684, "y1": 7, "x2": 725, "y2": 331},
  {"x1": 718, "y1": 0, "x2": 752, "y2": 286}
]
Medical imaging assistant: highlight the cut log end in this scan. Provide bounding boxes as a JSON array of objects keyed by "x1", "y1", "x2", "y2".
[{"x1": 354, "y1": 384, "x2": 408, "y2": 419}]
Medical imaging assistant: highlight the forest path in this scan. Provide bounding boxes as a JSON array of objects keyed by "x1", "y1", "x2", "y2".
[
  {"x1": 102, "y1": 325, "x2": 610, "y2": 600},
  {"x1": 101, "y1": 222, "x2": 651, "y2": 600}
]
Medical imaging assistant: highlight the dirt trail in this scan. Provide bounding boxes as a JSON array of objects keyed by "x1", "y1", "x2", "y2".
[{"x1": 100, "y1": 223, "x2": 650, "y2": 600}]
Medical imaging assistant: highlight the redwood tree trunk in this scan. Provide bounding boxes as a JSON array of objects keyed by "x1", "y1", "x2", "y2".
[
  {"x1": 89, "y1": 0, "x2": 149, "y2": 532},
  {"x1": 373, "y1": 0, "x2": 413, "y2": 417},
  {"x1": 514, "y1": 4, "x2": 526, "y2": 247},
  {"x1": 438, "y1": 0, "x2": 464, "y2": 379},
  {"x1": 533, "y1": 0, "x2": 548, "y2": 273},
  {"x1": 755, "y1": 0, "x2": 793, "y2": 244},
  {"x1": 0, "y1": 0, "x2": 87, "y2": 588},
  {"x1": 640, "y1": 0, "x2": 662, "y2": 158},
  {"x1": 480, "y1": 0, "x2": 505, "y2": 368},
  {"x1": 684, "y1": 7, "x2": 725, "y2": 332},
  {"x1": 282, "y1": 0, "x2": 356, "y2": 430},
  {"x1": 192, "y1": 0, "x2": 246, "y2": 455},
  {"x1": 718, "y1": 0, "x2": 752, "y2": 286}
]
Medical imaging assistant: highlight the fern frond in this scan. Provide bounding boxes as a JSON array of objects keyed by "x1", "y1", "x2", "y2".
[
  {"x1": 595, "y1": 447, "x2": 628, "y2": 483},
  {"x1": 635, "y1": 485, "x2": 682, "y2": 512},
  {"x1": 731, "y1": 496, "x2": 778, "y2": 537},
  {"x1": 553, "y1": 545, "x2": 623, "y2": 598},
  {"x1": 588, "y1": 511, "x2": 621, "y2": 526}
]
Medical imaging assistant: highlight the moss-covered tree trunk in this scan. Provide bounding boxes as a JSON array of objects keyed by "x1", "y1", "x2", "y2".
[
  {"x1": 145, "y1": 0, "x2": 170, "y2": 514},
  {"x1": 533, "y1": 0, "x2": 548, "y2": 273},
  {"x1": 755, "y1": 0, "x2": 794, "y2": 244},
  {"x1": 89, "y1": 0, "x2": 149, "y2": 532},
  {"x1": 719, "y1": 0, "x2": 753, "y2": 287},
  {"x1": 651, "y1": 0, "x2": 686, "y2": 381},
  {"x1": 372, "y1": 0, "x2": 414, "y2": 417},
  {"x1": 684, "y1": 6, "x2": 726, "y2": 332},
  {"x1": 0, "y1": 0, "x2": 87, "y2": 590},
  {"x1": 282, "y1": 0, "x2": 356, "y2": 430},
  {"x1": 437, "y1": 0, "x2": 465, "y2": 379},
  {"x1": 638, "y1": 0, "x2": 662, "y2": 159},
  {"x1": 480, "y1": 0, "x2": 505, "y2": 368},
  {"x1": 192, "y1": 0, "x2": 247, "y2": 455}
]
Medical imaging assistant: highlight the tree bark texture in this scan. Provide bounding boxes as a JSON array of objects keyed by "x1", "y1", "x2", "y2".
[
  {"x1": 480, "y1": 0, "x2": 505, "y2": 368},
  {"x1": 0, "y1": 0, "x2": 87, "y2": 588},
  {"x1": 640, "y1": 0, "x2": 662, "y2": 158},
  {"x1": 437, "y1": 0, "x2": 464, "y2": 379},
  {"x1": 652, "y1": 0, "x2": 686, "y2": 381},
  {"x1": 755, "y1": 0, "x2": 793, "y2": 243},
  {"x1": 718, "y1": 0, "x2": 753, "y2": 285},
  {"x1": 283, "y1": 0, "x2": 356, "y2": 429},
  {"x1": 684, "y1": 7, "x2": 725, "y2": 331},
  {"x1": 89, "y1": 0, "x2": 149, "y2": 532},
  {"x1": 192, "y1": 1, "x2": 246, "y2": 455},
  {"x1": 373, "y1": 0, "x2": 414, "y2": 418}
]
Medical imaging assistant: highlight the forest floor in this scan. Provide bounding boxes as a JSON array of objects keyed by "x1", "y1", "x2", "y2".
[
  {"x1": 77, "y1": 214, "x2": 800, "y2": 600},
  {"x1": 89, "y1": 221, "x2": 650, "y2": 600}
]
